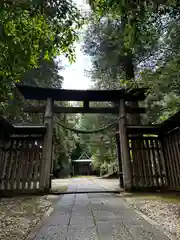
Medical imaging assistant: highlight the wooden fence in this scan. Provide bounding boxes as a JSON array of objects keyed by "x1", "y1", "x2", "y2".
[
  {"x1": 162, "y1": 127, "x2": 180, "y2": 187},
  {"x1": 0, "y1": 117, "x2": 48, "y2": 195},
  {"x1": 1, "y1": 111, "x2": 180, "y2": 194},
  {"x1": 0, "y1": 137, "x2": 44, "y2": 194},
  {"x1": 125, "y1": 117, "x2": 180, "y2": 189},
  {"x1": 128, "y1": 135, "x2": 167, "y2": 189}
]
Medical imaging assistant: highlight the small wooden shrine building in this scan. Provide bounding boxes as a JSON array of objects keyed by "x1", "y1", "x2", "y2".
[{"x1": 71, "y1": 152, "x2": 93, "y2": 176}]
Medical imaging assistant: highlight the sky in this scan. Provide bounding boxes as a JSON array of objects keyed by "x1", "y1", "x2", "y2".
[{"x1": 61, "y1": 0, "x2": 92, "y2": 90}]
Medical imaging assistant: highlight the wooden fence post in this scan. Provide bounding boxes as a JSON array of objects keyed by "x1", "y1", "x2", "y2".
[
  {"x1": 40, "y1": 98, "x2": 53, "y2": 191},
  {"x1": 119, "y1": 99, "x2": 132, "y2": 191},
  {"x1": 49, "y1": 138, "x2": 54, "y2": 189},
  {"x1": 115, "y1": 134, "x2": 124, "y2": 188}
]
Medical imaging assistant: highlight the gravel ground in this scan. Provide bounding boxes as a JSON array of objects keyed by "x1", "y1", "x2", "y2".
[
  {"x1": 124, "y1": 194, "x2": 180, "y2": 239},
  {"x1": 0, "y1": 195, "x2": 58, "y2": 240}
]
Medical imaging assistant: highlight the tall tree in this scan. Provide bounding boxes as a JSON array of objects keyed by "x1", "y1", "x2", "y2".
[
  {"x1": 83, "y1": 16, "x2": 161, "y2": 89},
  {"x1": 1, "y1": 59, "x2": 63, "y2": 123},
  {"x1": 87, "y1": 1, "x2": 180, "y2": 124},
  {"x1": 21, "y1": 58, "x2": 64, "y2": 88},
  {"x1": 88, "y1": 0, "x2": 179, "y2": 49},
  {"x1": 80, "y1": 2, "x2": 180, "y2": 174}
]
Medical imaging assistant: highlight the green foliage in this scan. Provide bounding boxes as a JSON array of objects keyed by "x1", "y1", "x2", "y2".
[
  {"x1": 81, "y1": 1, "x2": 180, "y2": 172},
  {"x1": 0, "y1": 0, "x2": 82, "y2": 99},
  {"x1": 76, "y1": 112, "x2": 117, "y2": 175},
  {"x1": 138, "y1": 56, "x2": 180, "y2": 123},
  {"x1": 54, "y1": 113, "x2": 80, "y2": 176},
  {"x1": 0, "y1": 10, "x2": 52, "y2": 98},
  {"x1": 84, "y1": 2, "x2": 180, "y2": 125},
  {"x1": 134, "y1": 14, "x2": 180, "y2": 123},
  {"x1": 83, "y1": 18, "x2": 126, "y2": 85},
  {"x1": 91, "y1": 153, "x2": 101, "y2": 172},
  {"x1": 0, "y1": 0, "x2": 83, "y2": 176},
  {"x1": 100, "y1": 162, "x2": 109, "y2": 176},
  {"x1": 83, "y1": 14, "x2": 161, "y2": 90},
  {"x1": 0, "y1": 55, "x2": 76, "y2": 175},
  {"x1": 22, "y1": 58, "x2": 64, "y2": 88},
  {"x1": 88, "y1": 0, "x2": 179, "y2": 49},
  {"x1": 1, "y1": 59, "x2": 63, "y2": 123},
  {"x1": 99, "y1": 162, "x2": 118, "y2": 176},
  {"x1": 71, "y1": 144, "x2": 82, "y2": 161}
]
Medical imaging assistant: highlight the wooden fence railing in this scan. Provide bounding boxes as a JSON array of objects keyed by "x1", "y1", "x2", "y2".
[{"x1": 0, "y1": 137, "x2": 43, "y2": 194}]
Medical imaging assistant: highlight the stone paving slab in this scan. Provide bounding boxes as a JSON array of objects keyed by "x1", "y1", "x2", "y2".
[
  {"x1": 34, "y1": 225, "x2": 68, "y2": 240},
  {"x1": 45, "y1": 213, "x2": 71, "y2": 226},
  {"x1": 33, "y1": 178, "x2": 172, "y2": 240},
  {"x1": 97, "y1": 221, "x2": 134, "y2": 240},
  {"x1": 93, "y1": 210, "x2": 117, "y2": 222},
  {"x1": 67, "y1": 227, "x2": 98, "y2": 240}
]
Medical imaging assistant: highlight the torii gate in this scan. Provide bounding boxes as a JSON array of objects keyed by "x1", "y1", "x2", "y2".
[{"x1": 16, "y1": 84, "x2": 146, "y2": 191}]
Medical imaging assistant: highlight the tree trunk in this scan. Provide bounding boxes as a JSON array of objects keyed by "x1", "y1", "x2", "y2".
[
  {"x1": 121, "y1": 17, "x2": 141, "y2": 125},
  {"x1": 123, "y1": 55, "x2": 141, "y2": 125}
]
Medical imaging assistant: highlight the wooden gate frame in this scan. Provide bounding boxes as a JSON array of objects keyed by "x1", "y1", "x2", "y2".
[
  {"x1": 16, "y1": 84, "x2": 147, "y2": 191},
  {"x1": 2, "y1": 84, "x2": 180, "y2": 194}
]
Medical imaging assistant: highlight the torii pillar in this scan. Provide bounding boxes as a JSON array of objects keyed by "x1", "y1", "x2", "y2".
[
  {"x1": 115, "y1": 133, "x2": 124, "y2": 188},
  {"x1": 118, "y1": 99, "x2": 132, "y2": 191},
  {"x1": 40, "y1": 98, "x2": 54, "y2": 191}
]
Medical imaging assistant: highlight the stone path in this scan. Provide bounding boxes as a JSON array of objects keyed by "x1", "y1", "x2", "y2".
[{"x1": 33, "y1": 178, "x2": 170, "y2": 240}]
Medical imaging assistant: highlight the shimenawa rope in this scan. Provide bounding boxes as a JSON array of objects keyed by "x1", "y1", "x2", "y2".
[{"x1": 54, "y1": 116, "x2": 124, "y2": 134}]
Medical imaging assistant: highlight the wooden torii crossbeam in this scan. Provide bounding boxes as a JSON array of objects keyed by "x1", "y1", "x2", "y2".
[
  {"x1": 16, "y1": 84, "x2": 146, "y2": 101},
  {"x1": 17, "y1": 84, "x2": 147, "y2": 114},
  {"x1": 16, "y1": 84, "x2": 147, "y2": 191}
]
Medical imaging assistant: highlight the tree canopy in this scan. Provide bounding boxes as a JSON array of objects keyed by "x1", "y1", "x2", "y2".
[
  {"x1": 72, "y1": 0, "x2": 180, "y2": 175},
  {"x1": 88, "y1": 0, "x2": 180, "y2": 48},
  {"x1": 0, "y1": 0, "x2": 82, "y2": 99},
  {"x1": 0, "y1": 0, "x2": 84, "y2": 177}
]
